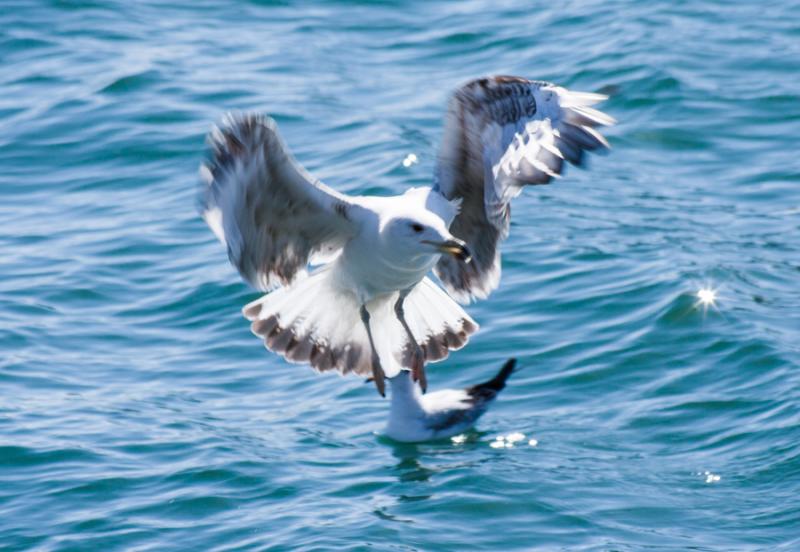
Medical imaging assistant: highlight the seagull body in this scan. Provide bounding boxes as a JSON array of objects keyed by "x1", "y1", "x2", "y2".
[
  {"x1": 385, "y1": 359, "x2": 517, "y2": 442},
  {"x1": 200, "y1": 76, "x2": 613, "y2": 395},
  {"x1": 332, "y1": 188, "x2": 462, "y2": 299}
]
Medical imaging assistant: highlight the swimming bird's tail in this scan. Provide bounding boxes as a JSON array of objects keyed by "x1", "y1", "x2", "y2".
[
  {"x1": 466, "y1": 358, "x2": 517, "y2": 402},
  {"x1": 242, "y1": 268, "x2": 478, "y2": 379}
]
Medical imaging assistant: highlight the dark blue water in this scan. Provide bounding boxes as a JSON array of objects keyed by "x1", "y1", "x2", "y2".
[{"x1": 2, "y1": 1, "x2": 799, "y2": 550}]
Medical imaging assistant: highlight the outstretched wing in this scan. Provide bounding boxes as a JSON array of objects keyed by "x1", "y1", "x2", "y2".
[
  {"x1": 433, "y1": 76, "x2": 615, "y2": 302},
  {"x1": 200, "y1": 113, "x2": 360, "y2": 291}
]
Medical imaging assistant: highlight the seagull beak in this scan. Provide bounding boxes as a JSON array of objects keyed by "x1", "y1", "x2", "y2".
[{"x1": 426, "y1": 239, "x2": 472, "y2": 263}]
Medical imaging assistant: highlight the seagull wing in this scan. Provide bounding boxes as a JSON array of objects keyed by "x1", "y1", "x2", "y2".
[
  {"x1": 433, "y1": 76, "x2": 615, "y2": 302},
  {"x1": 200, "y1": 113, "x2": 360, "y2": 291}
]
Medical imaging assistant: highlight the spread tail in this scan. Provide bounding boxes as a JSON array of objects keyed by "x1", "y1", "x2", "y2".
[{"x1": 243, "y1": 270, "x2": 478, "y2": 378}]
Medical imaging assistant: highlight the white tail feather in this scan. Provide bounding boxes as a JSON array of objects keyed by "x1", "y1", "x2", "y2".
[{"x1": 243, "y1": 270, "x2": 478, "y2": 378}]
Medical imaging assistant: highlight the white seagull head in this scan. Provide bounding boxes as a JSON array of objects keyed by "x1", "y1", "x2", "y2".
[
  {"x1": 381, "y1": 213, "x2": 471, "y2": 263},
  {"x1": 375, "y1": 186, "x2": 470, "y2": 263}
]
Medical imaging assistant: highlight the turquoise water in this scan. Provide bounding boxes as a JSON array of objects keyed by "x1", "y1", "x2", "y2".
[{"x1": 2, "y1": 1, "x2": 800, "y2": 549}]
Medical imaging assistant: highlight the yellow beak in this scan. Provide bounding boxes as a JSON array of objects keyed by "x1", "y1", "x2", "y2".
[{"x1": 424, "y1": 239, "x2": 472, "y2": 263}]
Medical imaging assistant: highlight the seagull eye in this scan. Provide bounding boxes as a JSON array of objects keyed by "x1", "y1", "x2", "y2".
[{"x1": 410, "y1": 223, "x2": 424, "y2": 233}]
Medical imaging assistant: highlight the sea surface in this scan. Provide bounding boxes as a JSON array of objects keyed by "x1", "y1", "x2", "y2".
[{"x1": 2, "y1": 1, "x2": 800, "y2": 550}]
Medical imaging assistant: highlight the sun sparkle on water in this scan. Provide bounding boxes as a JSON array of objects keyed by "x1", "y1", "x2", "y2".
[
  {"x1": 402, "y1": 153, "x2": 418, "y2": 167},
  {"x1": 697, "y1": 287, "x2": 717, "y2": 306}
]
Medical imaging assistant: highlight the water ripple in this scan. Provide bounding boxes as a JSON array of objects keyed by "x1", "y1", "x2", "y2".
[{"x1": 1, "y1": 0, "x2": 799, "y2": 550}]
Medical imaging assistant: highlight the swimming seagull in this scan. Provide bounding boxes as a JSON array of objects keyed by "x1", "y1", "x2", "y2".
[
  {"x1": 385, "y1": 358, "x2": 517, "y2": 442},
  {"x1": 200, "y1": 75, "x2": 614, "y2": 396}
]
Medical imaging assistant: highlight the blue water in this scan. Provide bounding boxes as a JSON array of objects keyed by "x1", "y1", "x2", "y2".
[{"x1": 2, "y1": 1, "x2": 800, "y2": 550}]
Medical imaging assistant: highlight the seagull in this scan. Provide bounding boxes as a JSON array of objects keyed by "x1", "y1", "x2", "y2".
[
  {"x1": 385, "y1": 358, "x2": 517, "y2": 442},
  {"x1": 200, "y1": 75, "x2": 613, "y2": 396}
]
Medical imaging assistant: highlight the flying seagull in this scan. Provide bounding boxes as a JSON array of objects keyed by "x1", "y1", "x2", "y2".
[
  {"x1": 385, "y1": 358, "x2": 517, "y2": 442},
  {"x1": 200, "y1": 75, "x2": 613, "y2": 396}
]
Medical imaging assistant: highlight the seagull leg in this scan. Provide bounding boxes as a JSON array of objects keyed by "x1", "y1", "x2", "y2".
[
  {"x1": 394, "y1": 289, "x2": 427, "y2": 394},
  {"x1": 359, "y1": 304, "x2": 386, "y2": 397}
]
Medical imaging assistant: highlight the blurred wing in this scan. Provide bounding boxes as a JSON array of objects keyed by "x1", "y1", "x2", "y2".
[
  {"x1": 433, "y1": 76, "x2": 615, "y2": 302},
  {"x1": 200, "y1": 113, "x2": 360, "y2": 291}
]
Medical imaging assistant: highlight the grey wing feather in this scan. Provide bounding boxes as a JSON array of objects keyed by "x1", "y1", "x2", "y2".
[
  {"x1": 426, "y1": 407, "x2": 483, "y2": 433},
  {"x1": 433, "y1": 76, "x2": 615, "y2": 302},
  {"x1": 199, "y1": 113, "x2": 359, "y2": 291}
]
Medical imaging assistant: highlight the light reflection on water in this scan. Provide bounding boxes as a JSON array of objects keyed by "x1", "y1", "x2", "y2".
[{"x1": 1, "y1": 0, "x2": 799, "y2": 549}]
